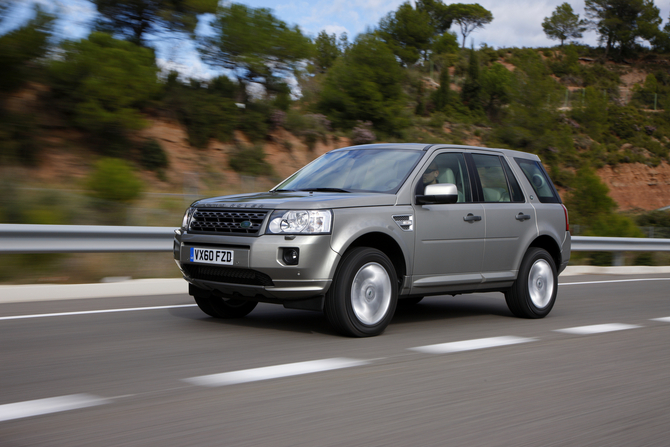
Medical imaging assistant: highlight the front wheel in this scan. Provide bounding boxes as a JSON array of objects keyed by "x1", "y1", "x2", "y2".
[
  {"x1": 325, "y1": 247, "x2": 398, "y2": 337},
  {"x1": 505, "y1": 247, "x2": 557, "y2": 318}
]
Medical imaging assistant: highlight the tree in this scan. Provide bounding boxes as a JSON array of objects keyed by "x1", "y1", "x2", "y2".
[
  {"x1": 433, "y1": 67, "x2": 451, "y2": 111},
  {"x1": 313, "y1": 31, "x2": 340, "y2": 73},
  {"x1": 416, "y1": 0, "x2": 453, "y2": 34},
  {"x1": 198, "y1": 3, "x2": 312, "y2": 102},
  {"x1": 481, "y1": 62, "x2": 511, "y2": 119},
  {"x1": 48, "y1": 32, "x2": 160, "y2": 154},
  {"x1": 93, "y1": 0, "x2": 217, "y2": 47},
  {"x1": 654, "y1": 13, "x2": 670, "y2": 51},
  {"x1": 318, "y1": 34, "x2": 407, "y2": 134},
  {"x1": 0, "y1": 5, "x2": 54, "y2": 93},
  {"x1": 377, "y1": 2, "x2": 435, "y2": 66},
  {"x1": 585, "y1": 0, "x2": 662, "y2": 59},
  {"x1": 432, "y1": 31, "x2": 459, "y2": 54},
  {"x1": 542, "y1": 3, "x2": 587, "y2": 46},
  {"x1": 447, "y1": 3, "x2": 493, "y2": 48},
  {"x1": 461, "y1": 47, "x2": 482, "y2": 110}
]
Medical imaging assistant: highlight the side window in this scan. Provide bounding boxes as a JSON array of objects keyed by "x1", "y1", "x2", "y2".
[
  {"x1": 514, "y1": 158, "x2": 561, "y2": 203},
  {"x1": 417, "y1": 152, "x2": 471, "y2": 202},
  {"x1": 471, "y1": 154, "x2": 512, "y2": 203}
]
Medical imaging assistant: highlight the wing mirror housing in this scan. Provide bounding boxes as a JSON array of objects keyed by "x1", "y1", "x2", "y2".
[{"x1": 416, "y1": 183, "x2": 458, "y2": 205}]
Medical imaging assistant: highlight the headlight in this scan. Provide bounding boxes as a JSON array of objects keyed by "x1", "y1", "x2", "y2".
[
  {"x1": 266, "y1": 210, "x2": 332, "y2": 235},
  {"x1": 182, "y1": 207, "x2": 194, "y2": 229}
]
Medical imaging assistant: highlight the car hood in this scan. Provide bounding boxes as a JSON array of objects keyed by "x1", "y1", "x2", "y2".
[{"x1": 192, "y1": 191, "x2": 397, "y2": 210}]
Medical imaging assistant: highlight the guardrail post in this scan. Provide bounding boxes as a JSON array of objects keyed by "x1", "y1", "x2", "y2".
[{"x1": 613, "y1": 252, "x2": 624, "y2": 267}]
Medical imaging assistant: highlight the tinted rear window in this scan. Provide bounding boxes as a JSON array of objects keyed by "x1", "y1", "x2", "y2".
[{"x1": 514, "y1": 158, "x2": 561, "y2": 203}]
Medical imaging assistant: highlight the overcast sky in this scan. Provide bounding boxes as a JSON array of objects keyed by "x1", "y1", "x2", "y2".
[{"x1": 9, "y1": 0, "x2": 670, "y2": 78}]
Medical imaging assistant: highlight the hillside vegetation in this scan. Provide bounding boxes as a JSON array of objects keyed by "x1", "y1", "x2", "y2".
[{"x1": 2, "y1": 1, "x2": 670, "y2": 246}]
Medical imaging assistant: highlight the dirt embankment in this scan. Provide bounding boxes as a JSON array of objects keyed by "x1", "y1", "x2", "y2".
[
  {"x1": 598, "y1": 162, "x2": 670, "y2": 211},
  {"x1": 23, "y1": 117, "x2": 670, "y2": 211},
  {"x1": 28, "y1": 117, "x2": 350, "y2": 195}
]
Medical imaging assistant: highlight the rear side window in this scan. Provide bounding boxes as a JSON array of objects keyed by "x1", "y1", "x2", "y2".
[
  {"x1": 514, "y1": 158, "x2": 561, "y2": 203},
  {"x1": 471, "y1": 154, "x2": 522, "y2": 203}
]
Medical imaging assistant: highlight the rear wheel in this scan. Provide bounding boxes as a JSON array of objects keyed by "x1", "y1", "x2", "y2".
[
  {"x1": 325, "y1": 247, "x2": 398, "y2": 337},
  {"x1": 505, "y1": 247, "x2": 557, "y2": 318},
  {"x1": 194, "y1": 295, "x2": 258, "y2": 318}
]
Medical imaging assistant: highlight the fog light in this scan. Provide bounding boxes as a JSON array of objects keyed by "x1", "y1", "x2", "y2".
[{"x1": 282, "y1": 248, "x2": 300, "y2": 265}]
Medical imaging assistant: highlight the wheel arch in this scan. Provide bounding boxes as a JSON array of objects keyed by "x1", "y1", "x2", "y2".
[
  {"x1": 528, "y1": 235, "x2": 561, "y2": 270},
  {"x1": 343, "y1": 232, "x2": 407, "y2": 290}
]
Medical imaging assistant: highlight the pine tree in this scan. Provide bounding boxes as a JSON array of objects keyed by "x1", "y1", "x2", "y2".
[
  {"x1": 461, "y1": 48, "x2": 481, "y2": 110},
  {"x1": 434, "y1": 68, "x2": 451, "y2": 111}
]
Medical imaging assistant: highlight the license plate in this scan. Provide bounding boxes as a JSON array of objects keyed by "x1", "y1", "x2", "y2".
[{"x1": 190, "y1": 247, "x2": 234, "y2": 265}]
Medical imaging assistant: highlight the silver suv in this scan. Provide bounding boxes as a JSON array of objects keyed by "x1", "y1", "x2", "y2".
[{"x1": 174, "y1": 144, "x2": 571, "y2": 337}]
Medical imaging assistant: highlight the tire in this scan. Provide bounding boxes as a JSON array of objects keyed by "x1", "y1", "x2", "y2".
[
  {"x1": 325, "y1": 247, "x2": 398, "y2": 337},
  {"x1": 194, "y1": 296, "x2": 220, "y2": 318},
  {"x1": 505, "y1": 247, "x2": 557, "y2": 318},
  {"x1": 194, "y1": 295, "x2": 258, "y2": 319}
]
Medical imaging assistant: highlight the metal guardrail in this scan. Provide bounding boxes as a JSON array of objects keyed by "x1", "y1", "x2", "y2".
[
  {"x1": 1, "y1": 225, "x2": 670, "y2": 261},
  {"x1": 571, "y1": 236, "x2": 670, "y2": 266},
  {"x1": 570, "y1": 236, "x2": 670, "y2": 253},
  {"x1": 0, "y1": 224, "x2": 175, "y2": 253}
]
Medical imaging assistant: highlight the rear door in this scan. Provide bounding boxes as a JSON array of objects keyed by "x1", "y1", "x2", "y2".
[
  {"x1": 411, "y1": 151, "x2": 485, "y2": 294},
  {"x1": 469, "y1": 152, "x2": 537, "y2": 282}
]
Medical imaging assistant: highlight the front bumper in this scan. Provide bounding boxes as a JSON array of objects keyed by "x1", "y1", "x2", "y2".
[{"x1": 174, "y1": 230, "x2": 340, "y2": 301}]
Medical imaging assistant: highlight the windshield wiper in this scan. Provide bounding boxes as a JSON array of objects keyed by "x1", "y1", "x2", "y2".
[
  {"x1": 298, "y1": 188, "x2": 351, "y2": 193},
  {"x1": 272, "y1": 189, "x2": 296, "y2": 192}
]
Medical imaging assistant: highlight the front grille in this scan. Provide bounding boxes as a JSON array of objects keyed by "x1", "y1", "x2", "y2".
[
  {"x1": 182, "y1": 264, "x2": 274, "y2": 287},
  {"x1": 189, "y1": 209, "x2": 268, "y2": 235}
]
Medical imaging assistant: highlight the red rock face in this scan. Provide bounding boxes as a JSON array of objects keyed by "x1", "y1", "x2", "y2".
[{"x1": 599, "y1": 163, "x2": 670, "y2": 211}]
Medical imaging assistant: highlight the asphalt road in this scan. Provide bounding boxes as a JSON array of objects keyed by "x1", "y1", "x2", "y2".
[{"x1": 1, "y1": 274, "x2": 669, "y2": 446}]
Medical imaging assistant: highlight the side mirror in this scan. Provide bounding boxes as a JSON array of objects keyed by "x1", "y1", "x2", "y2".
[{"x1": 416, "y1": 183, "x2": 458, "y2": 205}]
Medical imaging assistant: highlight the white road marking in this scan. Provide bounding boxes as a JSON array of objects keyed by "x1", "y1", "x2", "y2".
[
  {"x1": 409, "y1": 336, "x2": 536, "y2": 354},
  {"x1": 0, "y1": 305, "x2": 197, "y2": 321},
  {"x1": 554, "y1": 323, "x2": 641, "y2": 335},
  {"x1": 183, "y1": 358, "x2": 370, "y2": 387},
  {"x1": 0, "y1": 394, "x2": 110, "y2": 422},
  {"x1": 651, "y1": 317, "x2": 670, "y2": 323},
  {"x1": 559, "y1": 278, "x2": 670, "y2": 286}
]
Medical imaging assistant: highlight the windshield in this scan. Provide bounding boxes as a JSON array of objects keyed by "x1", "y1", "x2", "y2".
[{"x1": 274, "y1": 149, "x2": 424, "y2": 194}]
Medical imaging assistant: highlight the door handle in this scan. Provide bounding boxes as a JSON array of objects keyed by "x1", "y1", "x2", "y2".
[
  {"x1": 515, "y1": 213, "x2": 531, "y2": 221},
  {"x1": 464, "y1": 213, "x2": 482, "y2": 222}
]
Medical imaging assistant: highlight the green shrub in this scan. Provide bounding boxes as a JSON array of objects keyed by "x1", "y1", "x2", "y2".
[
  {"x1": 284, "y1": 111, "x2": 331, "y2": 149},
  {"x1": 0, "y1": 112, "x2": 40, "y2": 166},
  {"x1": 607, "y1": 105, "x2": 644, "y2": 140},
  {"x1": 86, "y1": 158, "x2": 143, "y2": 203},
  {"x1": 139, "y1": 138, "x2": 169, "y2": 172},
  {"x1": 228, "y1": 145, "x2": 273, "y2": 177},
  {"x1": 237, "y1": 102, "x2": 271, "y2": 142}
]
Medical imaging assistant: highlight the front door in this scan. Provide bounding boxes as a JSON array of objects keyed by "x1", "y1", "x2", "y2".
[{"x1": 411, "y1": 152, "x2": 485, "y2": 294}]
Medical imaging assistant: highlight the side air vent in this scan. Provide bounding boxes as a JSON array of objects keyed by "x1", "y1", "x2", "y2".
[{"x1": 393, "y1": 215, "x2": 414, "y2": 231}]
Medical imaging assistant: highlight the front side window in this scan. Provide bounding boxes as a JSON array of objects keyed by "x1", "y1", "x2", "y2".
[
  {"x1": 514, "y1": 158, "x2": 561, "y2": 203},
  {"x1": 416, "y1": 152, "x2": 471, "y2": 202}
]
